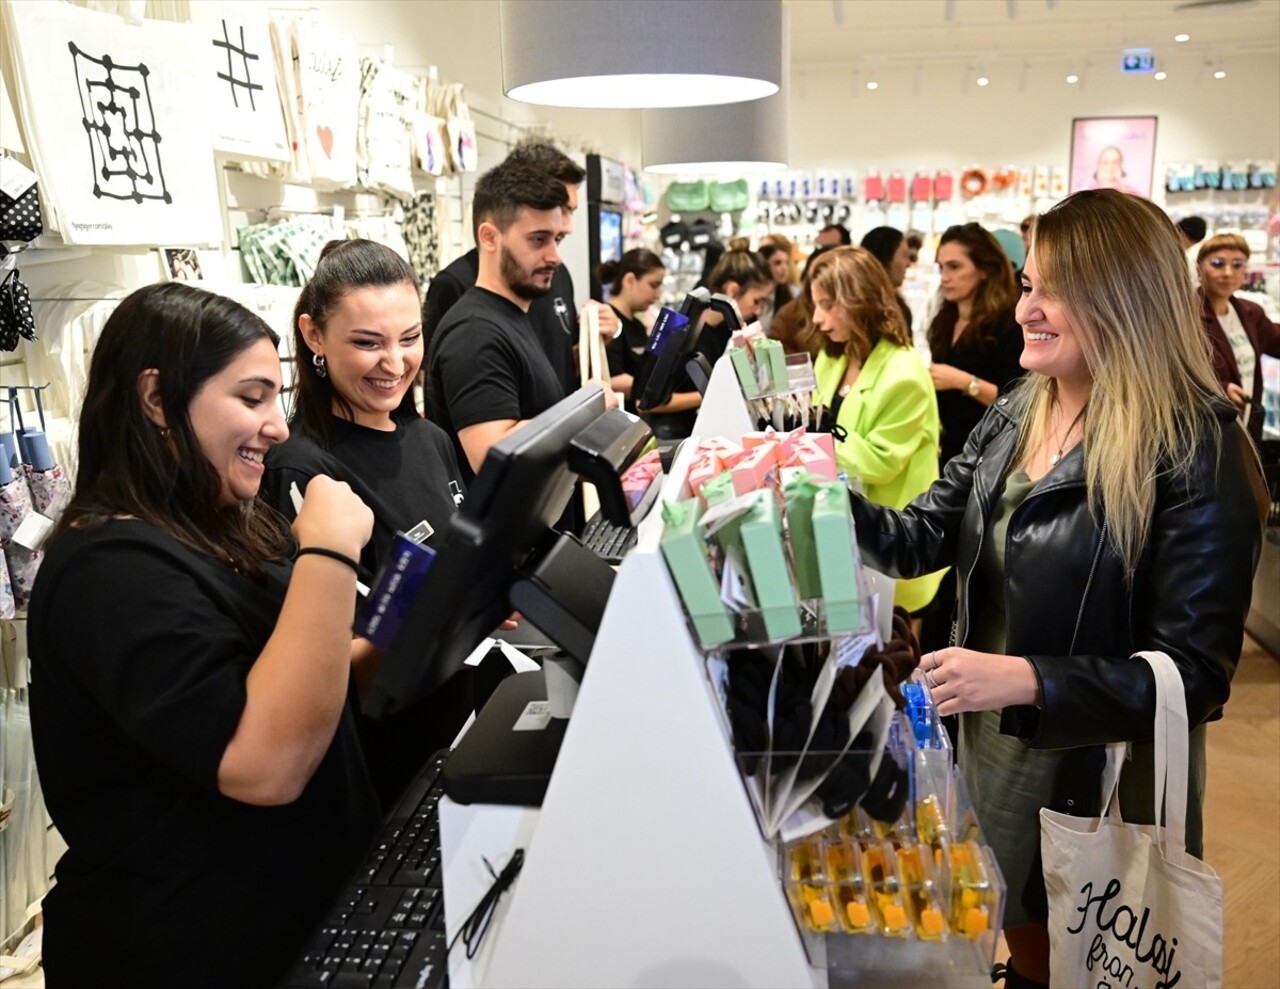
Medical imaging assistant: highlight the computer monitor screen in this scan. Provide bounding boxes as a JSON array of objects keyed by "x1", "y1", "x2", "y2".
[
  {"x1": 598, "y1": 209, "x2": 623, "y2": 265},
  {"x1": 365, "y1": 386, "x2": 609, "y2": 719},
  {"x1": 633, "y1": 290, "x2": 713, "y2": 412}
]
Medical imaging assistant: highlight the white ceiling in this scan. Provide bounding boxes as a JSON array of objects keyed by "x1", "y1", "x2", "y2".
[{"x1": 789, "y1": 0, "x2": 1280, "y2": 63}]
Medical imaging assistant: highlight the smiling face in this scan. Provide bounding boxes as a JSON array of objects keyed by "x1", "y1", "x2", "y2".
[
  {"x1": 301, "y1": 282, "x2": 423, "y2": 431},
  {"x1": 733, "y1": 281, "x2": 774, "y2": 322},
  {"x1": 1198, "y1": 248, "x2": 1249, "y2": 304},
  {"x1": 1016, "y1": 253, "x2": 1091, "y2": 391},
  {"x1": 186, "y1": 337, "x2": 288, "y2": 506}
]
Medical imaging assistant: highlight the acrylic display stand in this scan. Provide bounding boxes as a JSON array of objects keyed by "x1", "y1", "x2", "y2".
[
  {"x1": 481, "y1": 441, "x2": 819, "y2": 988},
  {"x1": 691, "y1": 353, "x2": 755, "y2": 439}
]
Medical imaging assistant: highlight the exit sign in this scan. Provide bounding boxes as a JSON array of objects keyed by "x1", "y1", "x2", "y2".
[{"x1": 1122, "y1": 49, "x2": 1156, "y2": 73}]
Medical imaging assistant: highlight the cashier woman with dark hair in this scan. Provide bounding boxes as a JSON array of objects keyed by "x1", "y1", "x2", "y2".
[
  {"x1": 29, "y1": 282, "x2": 379, "y2": 986},
  {"x1": 602, "y1": 248, "x2": 701, "y2": 439},
  {"x1": 261, "y1": 239, "x2": 473, "y2": 808}
]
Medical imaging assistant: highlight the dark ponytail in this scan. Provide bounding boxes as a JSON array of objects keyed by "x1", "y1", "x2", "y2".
[
  {"x1": 598, "y1": 248, "x2": 664, "y2": 296},
  {"x1": 292, "y1": 239, "x2": 419, "y2": 447}
]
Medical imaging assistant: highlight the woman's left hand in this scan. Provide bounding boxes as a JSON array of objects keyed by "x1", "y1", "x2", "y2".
[
  {"x1": 929, "y1": 362, "x2": 967, "y2": 392},
  {"x1": 917, "y1": 647, "x2": 1040, "y2": 716}
]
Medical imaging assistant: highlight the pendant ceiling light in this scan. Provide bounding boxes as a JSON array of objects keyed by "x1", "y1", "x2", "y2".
[
  {"x1": 641, "y1": 88, "x2": 789, "y2": 174},
  {"x1": 500, "y1": 0, "x2": 782, "y2": 109}
]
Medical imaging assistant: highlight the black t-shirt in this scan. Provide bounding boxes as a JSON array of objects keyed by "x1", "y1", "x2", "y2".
[
  {"x1": 422, "y1": 249, "x2": 578, "y2": 394},
  {"x1": 931, "y1": 309, "x2": 1026, "y2": 468},
  {"x1": 607, "y1": 305, "x2": 697, "y2": 440},
  {"x1": 262, "y1": 414, "x2": 466, "y2": 573},
  {"x1": 28, "y1": 520, "x2": 379, "y2": 987},
  {"x1": 261, "y1": 415, "x2": 475, "y2": 808},
  {"x1": 427, "y1": 286, "x2": 566, "y2": 484}
]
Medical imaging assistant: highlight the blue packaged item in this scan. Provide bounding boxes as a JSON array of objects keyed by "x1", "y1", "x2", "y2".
[{"x1": 357, "y1": 535, "x2": 437, "y2": 650}]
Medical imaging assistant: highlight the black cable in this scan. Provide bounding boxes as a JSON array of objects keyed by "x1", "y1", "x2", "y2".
[{"x1": 447, "y1": 848, "x2": 525, "y2": 961}]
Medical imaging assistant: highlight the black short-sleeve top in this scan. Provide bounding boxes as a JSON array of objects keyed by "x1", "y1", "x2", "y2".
[{"x1": 28, "y1": 520, "x2": 379, "y2": 987}]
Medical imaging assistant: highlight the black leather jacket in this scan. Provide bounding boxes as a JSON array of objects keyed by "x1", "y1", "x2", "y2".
[{"x1": 850, "y1": 390, "x2": 1267, "y2": 756}]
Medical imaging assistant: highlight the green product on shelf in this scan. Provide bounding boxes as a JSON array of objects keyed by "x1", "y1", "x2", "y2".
[
  {"x1": 756, "y1": 337, "x2": 788, "y2": 393},
  {"x1": 659, "y1": 499, "x2": 734, "y2": 649},
  {"x1": 783, "y1": 471, "x2": 823, "y2": 600},
  {"x1": 813, "y1": 481, "x2": 862, "y2": 633},
  {"x1": 730, "y1": 345, "x2": 762, "y2": 398},
  {"x1": 739, "y1": 490, "x2": 801, "y2": 641}
]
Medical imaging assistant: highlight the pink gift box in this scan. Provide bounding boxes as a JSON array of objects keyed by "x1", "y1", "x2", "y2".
[
  {"x1": 730, "y1": 441, "x2": 780, "y2": 495},
  {"x1": 786, "y1": 440, "x2": 837, "y2": 481},
  {"x1": 687, "y1": 452, "x2": 725, "y2": 497}
]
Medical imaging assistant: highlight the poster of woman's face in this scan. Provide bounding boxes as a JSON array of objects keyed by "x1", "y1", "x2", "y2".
[
  {"x1": 162, "y1": 247, "x2": 203, "y2": 282},
  {"x1": 1069, "y1": 117, "x2": 1158, "y2": 199}
]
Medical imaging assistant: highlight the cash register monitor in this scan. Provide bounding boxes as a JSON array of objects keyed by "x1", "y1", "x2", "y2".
[
  {"x1": 364, "y1": 385, "x2": 609, "y2": 719},
  {"x1": 633, "y1": 289, "x2": 715, "y2": 412}
]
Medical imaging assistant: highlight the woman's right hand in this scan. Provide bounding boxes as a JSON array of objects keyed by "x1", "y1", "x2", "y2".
[{"x1": 292, "y1": 475, "x2": 373, "y2": 560}]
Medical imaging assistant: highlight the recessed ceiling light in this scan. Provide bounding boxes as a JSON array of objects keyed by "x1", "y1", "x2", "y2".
[
  {"x1": 1065, "y1": 74, "x2": 1079, "y2": 84},
  {"x1": 1154, "y1": 71, "x2": 1168, "y2": 81},
  {"x1": 866, "y1": 80, "x2": 879, "y2": 90},
  {"x1": 1174, "y1": 33, "x2": 1190, "y2": 43},
  {"x1": 1214, "y1": 69, "x2": 1227, "y2": 79},
  {"x1": 976, "y1": 75, "x2": 990, "y2": 87}
]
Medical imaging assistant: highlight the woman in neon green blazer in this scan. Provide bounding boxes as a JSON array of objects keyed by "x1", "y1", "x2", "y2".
[{"x1": 808, "y1": 247, "x2": 945, "y2": 614}]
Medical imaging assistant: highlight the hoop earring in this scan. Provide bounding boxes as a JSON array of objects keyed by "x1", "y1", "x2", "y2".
[{"x1": 312, "y1": 353, "x2": 327, "y2": 379}]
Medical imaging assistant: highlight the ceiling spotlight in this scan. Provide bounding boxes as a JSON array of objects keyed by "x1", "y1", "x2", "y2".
[
  {"x1": 1065, "y1": 73, "x2": 1079, "y2": 84},
  {"x1": 866, "y1": 80, "x2": 879, "y2": 90},
  {"x1": 1154, "y1": 70, "x2": 1168, "y2": 81},
  {"x1": 976, "y1": 75, "x2": 990, "y2": 87},
  {"x1": 1214, "y1": 69, "x2": 1227, "y2": 79},
  {"x1": 1174, "y1": 33, "x2": 1190, "y2": 43}
]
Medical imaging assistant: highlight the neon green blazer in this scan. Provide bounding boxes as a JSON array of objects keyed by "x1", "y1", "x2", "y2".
[{"x1": 815, "y1": 338, "x2": 947, "y2": 613}]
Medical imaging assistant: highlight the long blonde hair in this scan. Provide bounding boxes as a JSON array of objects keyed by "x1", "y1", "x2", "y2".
[
  {"x1": 1018, "y1": 189, "x2": 1222, "y2": 575},
  {"x1": 804, "y1": 246, "x2": 912, "y2": 365}
]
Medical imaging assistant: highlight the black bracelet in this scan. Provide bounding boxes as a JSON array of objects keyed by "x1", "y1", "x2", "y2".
[{"x1": 295, "y1": 546, "x2": 361, "y2": 575}]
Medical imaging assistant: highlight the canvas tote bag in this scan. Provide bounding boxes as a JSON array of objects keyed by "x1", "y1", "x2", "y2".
[{"x1": 1040, "y1": 650, "x2": 1223, "y2": 989}]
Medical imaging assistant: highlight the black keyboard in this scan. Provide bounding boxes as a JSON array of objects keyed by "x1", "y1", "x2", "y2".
[
  {"x1": 283, "y1": 753, "x2": 450, "y2": 989},
  {"x1": 579, "y1": 511, "x2": 637, "y2": 564}
]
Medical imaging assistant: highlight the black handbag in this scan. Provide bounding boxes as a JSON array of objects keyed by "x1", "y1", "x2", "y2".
[{"x1": 0, "y1": 265, "x2": 37, "y2": 352}]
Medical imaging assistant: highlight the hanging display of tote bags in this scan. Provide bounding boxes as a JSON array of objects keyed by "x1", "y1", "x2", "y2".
[
  {"x1": 290, "y1": 15, "x2": 361, "y2": 190},
  {"x1": 0, "y1": 1, "x2": 222, "y2": 246},
  {"x1": 190, "y1": 1, "x2": 290, "y2": 163},
  {"x1": 356, "y1": 57, "x2": 417, "y2": 202}
]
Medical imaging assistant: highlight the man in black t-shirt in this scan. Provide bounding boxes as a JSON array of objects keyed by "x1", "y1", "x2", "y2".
[
  {"x1": 422, "y1": 142, "x2": 617, "y2": 394},
  {"x1": 427, "y1": 159, "x2": 617, "y2": 484}
]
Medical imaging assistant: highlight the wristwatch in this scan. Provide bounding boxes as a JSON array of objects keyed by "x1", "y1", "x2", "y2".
[{"x1": 966, "y1": 376, "x2": 981, "y2": 398}]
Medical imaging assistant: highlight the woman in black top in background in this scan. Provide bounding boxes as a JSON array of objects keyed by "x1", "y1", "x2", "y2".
[
  {"x1": 603, "y1": 248, "x2": 700, "y2": 439},
  {"x1": 262, "y1": 239, "x2": 471, "y2": 808},
  {"x1": 29, "y1": 283, "x2": 378, "y2": 986},
  {"x1": 927, "y1": 223, "x2": 1025, "y2": 469}
]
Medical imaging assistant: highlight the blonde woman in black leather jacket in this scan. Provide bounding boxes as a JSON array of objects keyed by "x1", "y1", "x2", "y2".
[{"x1": 848, "y1": 189, "x2": 1268, "y2": 988}]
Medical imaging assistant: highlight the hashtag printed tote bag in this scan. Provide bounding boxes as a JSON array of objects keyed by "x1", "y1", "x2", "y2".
[{"x1": 1040, "y1": 651, "x2": 1222, "y2": 989}]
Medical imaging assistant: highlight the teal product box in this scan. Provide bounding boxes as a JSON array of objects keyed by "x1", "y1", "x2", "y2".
[
  {"x1": 783, "y1": 471, "x2": 822, "y2": 600},
  {"x1": 730, "y1": 345, "x2": 763, "y2": 398},
  {"x1": 812, "y1": 482, "x2": 861, "y2": 633},
  {"x1": 701, "y1": 469, "x2": 737, "y2": 508},
  {"x1": 739, "y1": 491, "x2": 801, "y2": 641},
  {"x1": 357, "y1": 535, "x2": 437, "y2": 650},
  {"x1": 756, "y1": 337, "x2": 788, "y2": 393},
  {"x1": 660, "y1": 499, "x2": 734, "y2": 649}
]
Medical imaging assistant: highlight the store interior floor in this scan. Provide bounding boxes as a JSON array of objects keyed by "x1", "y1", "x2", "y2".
[
  {"x1": 1204, "y1": 635, "x2": 1280, "y2": 989},
  {"x1": 5, "y1": 639, "x2": 1275, "y2": 989}
]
